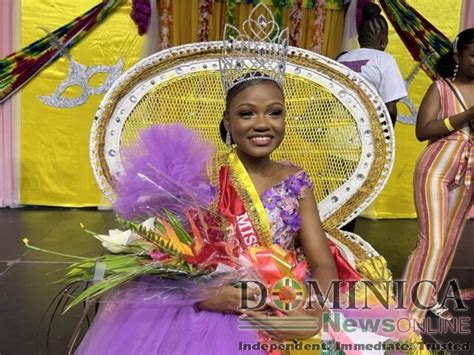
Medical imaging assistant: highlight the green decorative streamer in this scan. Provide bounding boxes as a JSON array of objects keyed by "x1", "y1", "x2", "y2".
[
  {"x1": 0, "y1": 0, "x2": 124, "y2": 103},
  {"x1": 271, "y1": 0, "x2": 285, "y2": 30},
  {"x1": 224, "y1": 0, "x2": 237, "y2": 38}
]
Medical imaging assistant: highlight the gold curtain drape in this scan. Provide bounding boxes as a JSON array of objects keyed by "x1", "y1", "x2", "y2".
[{"x1": 164, "y1": 1, "x2": 344, "y2": 58}]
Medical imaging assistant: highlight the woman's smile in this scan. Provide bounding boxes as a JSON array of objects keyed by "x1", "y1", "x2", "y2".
[
  {"x1": 224, "y1": 81, "x2": 285, "y2": 160},
  {"x1": 248, "y1": 134, "x2": 274, "y2": 146}
]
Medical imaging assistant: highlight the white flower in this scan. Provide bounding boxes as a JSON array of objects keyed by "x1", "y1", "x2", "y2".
[
  {"x1": 96, "y1": 218, "x2": 156, "y2": 253},
  {"x1": 96, "y1": 229, "x2": 135, "y2": 253},
  {"x1": 141, "y1": 217, "x2": 156, "y2": 230}
]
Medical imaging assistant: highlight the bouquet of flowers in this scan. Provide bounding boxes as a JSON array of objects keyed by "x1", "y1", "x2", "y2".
[{"x1": 23, "y1": 124, "x2": 306, "y2": 313}]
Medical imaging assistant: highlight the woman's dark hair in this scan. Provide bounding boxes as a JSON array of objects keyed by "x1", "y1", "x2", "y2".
[
  {"x1": 219, "y1": 75, "x2": 283, "y2": 143},
  {"x1": 435, "y1": 28, "x2": 474, "y2": 78},
  {"x1": 358, "y1": 3, "x2": 388, "y2": 47}
]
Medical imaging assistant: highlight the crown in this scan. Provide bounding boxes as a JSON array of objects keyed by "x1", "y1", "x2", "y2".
[{"x1": 219, "y1": 3, "x2": 289, "y2": 93}]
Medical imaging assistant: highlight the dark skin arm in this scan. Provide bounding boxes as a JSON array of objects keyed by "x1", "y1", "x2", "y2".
[
  {"x1": 297, "y1": 188, "x2": 338, "y2": 299},
  {"x1": 385, "y1": 101, "x2": 398, "y2": 127},
  {"x1": 416, "y1": 82, "x2": 474, "y2": 141},
  {"x1": 197, "y1": 285, "x2": 260, "y2": 314}
]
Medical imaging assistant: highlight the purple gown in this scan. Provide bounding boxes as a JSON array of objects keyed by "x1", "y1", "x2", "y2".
[{"x1": 76, "y1": 171, "x2": 312, "y2": 354}]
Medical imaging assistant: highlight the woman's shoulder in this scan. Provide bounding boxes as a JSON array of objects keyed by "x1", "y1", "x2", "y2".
[
  {"x1": 273, "y1": 162, "x2": 313, "y2": 193},
  {"x1": 425, "y1": 80, "x2": 444, "y2": 98},
  {"x1": 274, "y1": 161, "x2": 304, "y2": 176}
]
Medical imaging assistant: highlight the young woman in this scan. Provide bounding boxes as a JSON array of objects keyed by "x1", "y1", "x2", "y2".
[
  {"x1": 75, "y1": 75, "x2": 341, "y2": 354},
  {"x1": 402, "y1": 28, "x2": 474, "y2": 323}
]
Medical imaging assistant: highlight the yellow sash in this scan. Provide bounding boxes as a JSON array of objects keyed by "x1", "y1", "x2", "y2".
[
  {"x1": 227, "y1": 149, "x2": 273, "y2": 248},
  {"x1": 226, "y1": 150, "x2": 321, "y2": 354}
]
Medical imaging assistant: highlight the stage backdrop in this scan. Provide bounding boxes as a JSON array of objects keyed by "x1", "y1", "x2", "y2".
[
  {"x1": 16, "y1": 0, "x2": 463, "y2": 218},
  {"x1": 19, "y1": 0, "x2": 144, "y2": 206}
]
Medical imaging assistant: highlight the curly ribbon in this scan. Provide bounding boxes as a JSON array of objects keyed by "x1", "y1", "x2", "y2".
[
  {"x1": 248, "y1": 244, "x2": 307, "y2": 286},
  {"x1": 158, "y1": 0, "x2": 172, "y2": 50},
  {"x1": 289, "y1": 0, "x2": 302, "y2": 46},
  {"x1": 310, "y1": 0, "x2": 326, "y2": 53},
  {"x1": 198, "y1": 0, "x2": 213, "y2": 42}
]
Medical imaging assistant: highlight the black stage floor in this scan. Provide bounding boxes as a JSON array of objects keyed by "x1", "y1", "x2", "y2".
[{"x1": 0, "y1": 207, "x2": 472, "y2": 354}]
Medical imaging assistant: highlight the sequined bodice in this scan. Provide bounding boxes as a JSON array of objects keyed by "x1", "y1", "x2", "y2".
[{"x1": 261, "y1": 170, "x2": 313, "y2": 249}]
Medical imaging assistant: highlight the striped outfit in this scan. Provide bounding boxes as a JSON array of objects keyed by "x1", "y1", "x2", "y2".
[{"x1": 403, "y1": 80, "x2": 473, "y2": 322}]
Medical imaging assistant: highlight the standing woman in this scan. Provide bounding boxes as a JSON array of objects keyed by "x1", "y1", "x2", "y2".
[{"x1": 402, "y1": 28, "x2": 474, "y2": 323}]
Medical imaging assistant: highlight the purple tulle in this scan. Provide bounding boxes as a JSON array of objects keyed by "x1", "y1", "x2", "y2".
[
  {"x1": 75, "y1": 276, "x2": 265, "y2": 355},
  {"x1": 113, "y1": 124, "x2": 216, "y2": 222},
  {"x1": 85, "y1": 271, "x2": 245, "y2": 306}
]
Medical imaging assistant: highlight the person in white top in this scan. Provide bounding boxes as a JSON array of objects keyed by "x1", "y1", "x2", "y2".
[
  {"x1": 337, "y1": 3, "x2": 407, "y2": 127},
  {"x1": 336, "y1": 3, "x2": 407, "y2": 234}
]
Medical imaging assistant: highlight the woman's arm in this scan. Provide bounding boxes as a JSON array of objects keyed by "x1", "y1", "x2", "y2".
[
  {"x1": 416, "y1": 82, "x2": 474, "y2": 141},
  {"x1": 385, "y1": 101, "x2": 398, "y2": 126},
  {"x1": 297, "y1": 189, "x2": 338, "y2": 298},
  {"x1": 197, "y1": 285, "x2": 261, "y2": 314}
]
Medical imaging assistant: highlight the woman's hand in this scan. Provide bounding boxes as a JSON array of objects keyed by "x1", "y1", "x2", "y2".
[
  {"x1": 244, "y1": 303, "x2": 325, "y2": 341},
  {"x1": 197, "y1": 285, "x2": 261, "y2": 314}
]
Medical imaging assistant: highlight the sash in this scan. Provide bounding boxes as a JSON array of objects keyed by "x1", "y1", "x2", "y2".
[
  {"x1": 216, "y1": 149, "x2": 360, "y2": 283},
  {"x1": 216, "y1": 149, "x2": 307, "y2": 285},
  {"x1": 217, "y1": 149, "x2": 273, "y2": 249}
]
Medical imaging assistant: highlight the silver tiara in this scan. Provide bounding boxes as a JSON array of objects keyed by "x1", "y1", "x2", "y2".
[{"x1": 219, "y1": 3, "x2": 289, "y2": 93}]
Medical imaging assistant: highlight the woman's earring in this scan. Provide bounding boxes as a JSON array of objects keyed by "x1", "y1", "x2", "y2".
[
  {"x1": 225, "y1": 131, "x2": 232, "y2": 149},
  {"x1": 452, "y1": 63, "x2": 459, "y2": 80}
]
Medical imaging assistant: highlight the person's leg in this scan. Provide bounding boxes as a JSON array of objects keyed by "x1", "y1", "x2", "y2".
[
  {"x1": 402, "y1": 140, "x2": 465, "y2": 322},
  {"x1": 433, "y1": 180, "x2": 473, "y2": 301}
]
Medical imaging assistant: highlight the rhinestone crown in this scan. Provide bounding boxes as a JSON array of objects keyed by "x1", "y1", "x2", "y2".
[{"x1": 219, "y1": 3, "x2": 289, "y2": 93}]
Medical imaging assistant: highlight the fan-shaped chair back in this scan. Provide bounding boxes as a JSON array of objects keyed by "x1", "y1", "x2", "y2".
[{"x1": 91, "y1": 42, "x2": 394, "y2": 263}]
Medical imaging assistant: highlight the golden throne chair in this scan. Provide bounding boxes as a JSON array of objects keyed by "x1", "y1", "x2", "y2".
[{"x1": 90, "y1": 42, "x2": 394, "y2": 274}]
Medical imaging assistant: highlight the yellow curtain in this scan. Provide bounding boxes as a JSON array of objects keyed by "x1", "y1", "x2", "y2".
[
  {"x1": 167, "y1": 1, "x2": 345, "y2": 58},
  {"x1": 20, "y1": 1, "x2": 144, "y2": 206},
  {"x1": 19, "y1": 0, "x2": 463, "y2": 217}
]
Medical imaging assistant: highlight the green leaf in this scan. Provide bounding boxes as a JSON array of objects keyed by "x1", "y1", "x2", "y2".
[{"x1": 163, "y1": 209, "x2": 192, "y2": 245}]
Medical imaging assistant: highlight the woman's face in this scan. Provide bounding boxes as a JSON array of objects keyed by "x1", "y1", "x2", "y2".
[
  {"x1": 456, "y1": 43, "x2": 474, "y2": 79},
  {"x1": 224, "y1": 81, "x2": 285, "y2": 159}
]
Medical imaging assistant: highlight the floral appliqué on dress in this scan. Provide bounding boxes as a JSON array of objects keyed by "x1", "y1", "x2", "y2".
[{"x1": 261, "y1": 170, "x2": 313, "y2": 249}]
